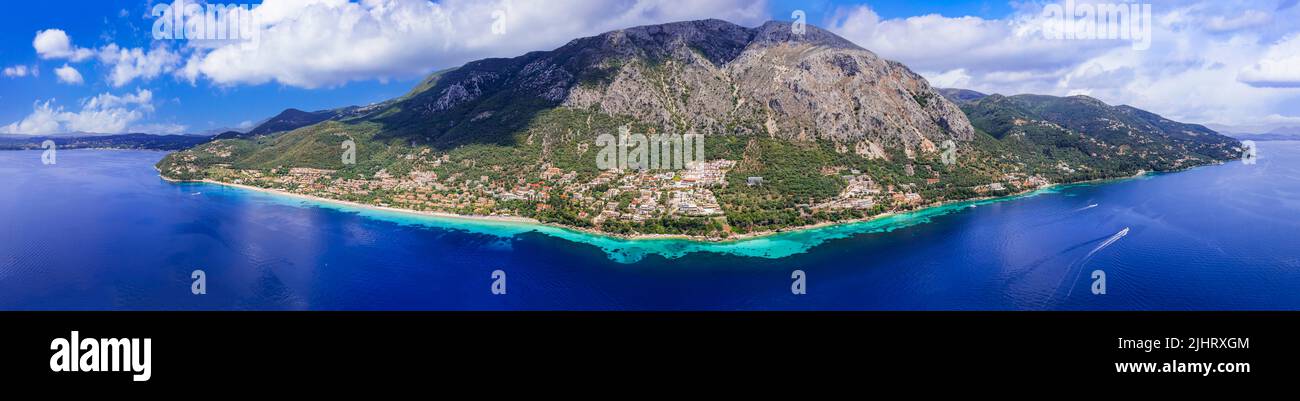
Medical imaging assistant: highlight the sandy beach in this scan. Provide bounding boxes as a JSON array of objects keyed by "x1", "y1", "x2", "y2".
[{"x1": 188, "y1": 178, "x2": 541, "y2": 225}]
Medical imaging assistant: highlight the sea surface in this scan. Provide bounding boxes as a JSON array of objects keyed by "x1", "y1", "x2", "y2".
[{"x1": 1, "y1": 143, "x2": 1298, "y2": 310}]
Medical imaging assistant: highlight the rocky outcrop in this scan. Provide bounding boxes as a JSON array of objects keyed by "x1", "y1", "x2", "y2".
[{"x1": 394, "y1": 19, "x2": 974, "y2": 154}]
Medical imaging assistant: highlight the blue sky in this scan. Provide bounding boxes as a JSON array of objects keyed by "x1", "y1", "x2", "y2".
[
  {"x1": 3, "y1": 0, "x2": 1299, "y2": 135},
  {"x1": 0, "y1": 1, "x2": 428, "y2": 134}
]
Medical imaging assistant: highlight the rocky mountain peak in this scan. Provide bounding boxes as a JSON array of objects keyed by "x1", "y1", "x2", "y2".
[
  {"x1": 382, "y1": 18, "x2": 974, "y2": 153},
  {"x1": 749, "y1": 20, "x2": 864, "y2": 51}
]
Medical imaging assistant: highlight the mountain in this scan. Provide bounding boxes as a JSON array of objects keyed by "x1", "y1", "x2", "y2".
[
  {"x1": 208, "y1": 130, "x2": 247, "y2": 140},
  {"x1": 1233, "y1": 126, "x2": 1300, "y2": 141},
  {"x1": 340, "y1": 19, "x2": 972, "y2": 152},
  {"x1": 937, "y1": 88, "x2": 988, "y2": 105},
  {"x1": 188, "y1": 127, "x2": 242, "y2": 137},
  {"x1": 3, "y1": 131, "x2": 118, "y2": 138},
  {"x1": 159, "y1": 20, "x2": 1240, "y2": 239},
  {"x1": 963, "y1": 93, "x2": 1232, "y2": 143},
  {"x1": 1231, "y1": 133, "x2": 1300, "y2": 141},
  {"x1": 958, "y1": 93, "x2": 1238, "y2": 171},
  {"x1": 212, "y1": 107, "x2": 358, "y2": 140},
  {"x1": 1209, "y1": 125, "x2": 1300, "y2": 141},
  {"x1": 1270, "y1": 126, "x2": 1300, "y2": 135},
  {"x1": 0, "y1": 133, "x2": 209, "y2": 150}
]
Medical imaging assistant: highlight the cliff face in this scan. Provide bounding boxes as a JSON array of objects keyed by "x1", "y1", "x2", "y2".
[{"x1": 391, "y1": 19, "x2": 973, "y2": 156}]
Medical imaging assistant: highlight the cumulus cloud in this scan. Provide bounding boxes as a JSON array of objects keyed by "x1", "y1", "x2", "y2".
[
  {"x1": 97, "y1": 44, "x2": 182, "y2": 87},
  {"x1": 825, "y1": 1, "x2": 1300, "y2": 129},
  {"x1": 54, "y1": 64, "x2": 84, "y2": 85},
  {"x1": 33, "y1": 0, "x2": 766, "y2": 89},
  {"x1": 176, "y1": 0, "x2": 768, "y2": 88},
  {"x1": 33, "y1": 29, "x2": 94, "y2": 61},
  {"x1": 130, "y1": 122, "x2": 188, "y2": 135},
  {"x1": 1239, "y1": 34, "x2": 1300, "y2": 88},
  {"x1": 926, "y1": 68, "x2": 972, "y2": 89},
  {"x1": 84, "y1": 89, "x2": 155, "y2": 112},
  {"x1": 31, "y1": 27, "x2": 183, "y2": 87},
  {"x1": 825, "y1": 5, "x2": 1121, "y2": 76},
  {"x1": 1203, "y1": 10, "x2": 1272, "y2": 32},
  {"x1": 3, "y1": 89, "x2": 165, "y2": 135},
  {"x1": 3, "y1": 65, "x2": 36, "y2": 78}
]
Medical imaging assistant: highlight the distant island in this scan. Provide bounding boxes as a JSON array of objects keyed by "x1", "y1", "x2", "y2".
[
  {"x1": 1229, "y1": 131, "x2": 1300, "y2": 142},
  {"x1": 157, "y1": 19, "x2": 1241, "y2": 240},
  {"x1": 1, "y1": 133, "x2": 208, "y2": 151}
]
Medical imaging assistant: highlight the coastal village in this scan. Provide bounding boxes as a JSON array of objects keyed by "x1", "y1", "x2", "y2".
[{"x1": 179, "y1": 142, "x2": 1056, "y2": 238}]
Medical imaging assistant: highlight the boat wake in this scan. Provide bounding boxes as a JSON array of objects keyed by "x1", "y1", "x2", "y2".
[
  {"x1": 1030, "y1": 203, "x2": 1101, "y2": 228},
  {"x1": 1065, "y1": 227, "x2": 1129, "y2": 297}
]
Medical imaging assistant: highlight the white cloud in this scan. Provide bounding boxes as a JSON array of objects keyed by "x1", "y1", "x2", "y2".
[
  {"x1": 97, "y1": 44, "x2": 181, "y2": 87},
  {"x1": 826, "y1": 1, "x2": 1300, "y2": 128},
  {"x1": 130, "y1": 122, "x2": 188, "y2": 135},
  {"x1": 4, "y1": 101, "x2": 63, "y2": 134},
  {"x1": 1239, "y1": 34, "x2": 1300, "y2": 88},
  {"x1": 54, "y1": 64, "x2": 84, "y2": 85},
  {"x1": 84, "y1": 89, "x2": 154, "y2": 112},
  {"x1": 3, "y1": 65, "x2": 35, "y2": 78},
  {"x1": 177, "y1": 0, "x2": 768, "y2": 88},
  {"x1": 3, "y1": 89, "x2": 166, "y2": 135},
  {"x1": 30, "y1": 27, "x2": 184, "y2": 87},
  {"x1": 33, "y1": 29, "x2": 94, "y2": 61},
  {"x1": 1204, "y1": 10, "x2": 1272, "y2": 32},
  {"x1": 825, "y1": 5, "x2": 1118, "y2": 76},
  {"x1": 927, "y1": 68, "x2": 972, "y2": 88}
]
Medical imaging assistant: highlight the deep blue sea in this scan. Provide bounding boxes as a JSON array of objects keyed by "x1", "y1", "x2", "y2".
[{"x1": 2, "y1": 143, "x2": 1298, "y2": 310}]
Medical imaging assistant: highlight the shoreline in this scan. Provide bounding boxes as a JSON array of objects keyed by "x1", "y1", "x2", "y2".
[
  {"x1": 167, "y1": 177, "x2": 541, "y2": 225},
  {"x1": 160, "y1": 165, "x2": 1191, "y2": 244}
]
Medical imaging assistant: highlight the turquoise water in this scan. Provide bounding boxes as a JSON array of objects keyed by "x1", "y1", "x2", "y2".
[{"x1": 261, "y1": 183, "x2": 1071, "y2": 263}]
